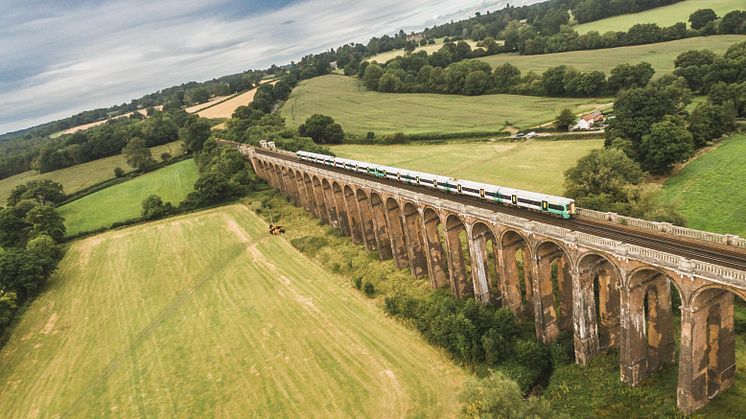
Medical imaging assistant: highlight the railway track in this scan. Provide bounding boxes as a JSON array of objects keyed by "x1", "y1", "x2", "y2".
[{"x1": 254, "y1": 148, "x2": 746, "y2": 272}]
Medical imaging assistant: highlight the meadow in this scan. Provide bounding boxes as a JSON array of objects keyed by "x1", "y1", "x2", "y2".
[
  {"x1": 0, "y1": 204, "x2": 466, "y2": 417},
  {"x1": 478, "y1": 35, "x2": 745, "y2": 76},
  {"x1": 0, "y1": 141, "x2": 183, "y2": 205},
  {"x1": 367, "y1": 39, "x2": 481, "y2": 63},
  {"x1": 59, "y1": 159, "x2": 198, "y2": 235},
  {"x1": 330, "y1": 139, "x2": 603, "y2": 195},
  {"x1": 573, "y1": 0, "x2": 745, "y2": 34},
  {"x1": 196, "y1": 81, "x2": 276, "y2": 119},
  {"x1": 279, "y1": 75, "x2": 610, "y2": 135},
  {"x1": 660, "y1": 133, "x2": 746, "y2": 237}
]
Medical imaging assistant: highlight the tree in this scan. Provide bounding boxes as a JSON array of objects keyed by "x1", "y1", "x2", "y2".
[
  {"x1": 114, "y1": 167, "x2": 125, "y2": 178},
  {"x1": 555, "y1": 108, "x2": 576, "y2": 131},
  {"x1": 25, "y1": 204, "x2": 66, "y2": 242},
  {"x1": 463, "y1": 71, "x2": 491, "y2": 95},
  {"x1": 689, "y1": 9, "x2": 718, "y2": 30},
  {"x1": 689, "y1": 102, "x2": 737, "y2": 148},
  {"x1": 640, "y1": 115, "x2": 694, "y2": 174},
  {"x1": 719, "y1": 10, "x2": 746, "y2": 34},
  {"x1": 190, "y1": 88, "x2": 210, "y2": 104},
  {"x1": 7, "y1": 180, "x2": 65, "y2": 206},
  {"x1": 492, "y1": 63, "x2": 521, "y2": 92},
  {"x1": 607, "y1": 62, "x2": 655, "y2": 92},
  {"x1": 181, "y1": 119, "x2": 212, "y2": 153},
  {"x1": 298, "y1": 114, "x2": 345, "y2": 144},
  {"x1": 122, "y1": 137, "x2": 156, "y2": 171},
  {"x1": 362, "y1": 64, "x2": 384, "y2": 90},
  {"x1": 564, "y1": 148, "x2": 644, "y2": 211},
  {"x1": 141, "y1": 195, "x2": 174, "y2": 219},
  {"x1": 160, "y1": 152, "x2": 172, "y2": 162},
  {"x1": 542, "y1": 65, "x2": 568, "y2": 96}
]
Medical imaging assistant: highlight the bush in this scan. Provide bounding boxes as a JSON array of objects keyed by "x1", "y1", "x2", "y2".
[
  {"x1": 514, "y1": 338, "x2": 551, "y2": 373},
  {"x1": 114, "y1": 167, "x2": 125, "y2": 178},
  {"x1": 354, "y1": 277, "x2": 363, "y2": 290},
  {"x1": 141, "y1": 195, "x2": 174, "y2": 220},
  {"x1": 460, "y1": 370, "x2": 552, "y2": 418},
  {"x1": 160, "y1": 152, "x2": 172, "y2": 162},
  {"x1": 363, "y1": 281, "x2": 375, "y2": 297}
]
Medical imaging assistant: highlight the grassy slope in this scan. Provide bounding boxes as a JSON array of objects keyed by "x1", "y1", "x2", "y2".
[
  {"x1": 573, "y1": 0, "x2": 745, "y2": 34},
  {"x1": 660, "y1": 133, "x2": 746, "y2": 236},
  {"x1": 330, "y1": 139, "x2": 603, "y2": 195},
  {"x1": 0, "y1": 141, "x2": 183, "y2": 205},
  {"x1": 367, "y1": 39, "x2": 481, "y2": 63},
  {"x1": 279, "y1": 75, "x2": 610, "y2": 134},
  {"x1": 0, "y1": 205, "x2": 465, "y2": 417},
  {"x1": 478, "y1": 35, "x2": 745, "y2": 76},
  {"x1": 59, "y1": 159, "x2": 198, "y2": 235}
]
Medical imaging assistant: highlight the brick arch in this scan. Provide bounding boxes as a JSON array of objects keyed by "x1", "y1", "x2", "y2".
[
  {"x1": 385, "y1": 197, "x2": 409, "y2": 269},
  {"x1": 309, "y1": 174, "x2": 328, "y2": 224},
  {"x1": 368, "y1": 192, "x2": 393, "y2": 260},
  {"x1": 534, "y1": 239, "x2": 576, "y2": 343},
  {"x1": 331, "y1": 181, "x2": 350, "y2": 235},
  {"x1": 469, "y1": 221, "x2": 501, "y2": 304},
  {"x1": 499, "y1": 228, "x2": 534, "y2": 320},
  {"x1": 576, "y1": 251, "x2": 624, "y2": 352},
  {"x1": 355, "y1": 188, "x2": 377, "y2": 251},
  {"x1": 444, "y1": 213, "x2": 473, "y2": 298},
  {"x1": 421, "y1": 206, "x2": 450, "y2": 289},
  {"x1": 401, "y1": 201, "x2": 428, "y2": 278},
  {"x1": 343, "y1": 184, "x2": 363, "y2": 244}
]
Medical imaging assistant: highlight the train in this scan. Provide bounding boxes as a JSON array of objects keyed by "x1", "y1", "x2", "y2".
[{"x1": 295, "y1": 150, "x2": 576, "y2": 219}]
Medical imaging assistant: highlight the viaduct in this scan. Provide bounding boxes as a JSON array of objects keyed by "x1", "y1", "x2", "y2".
[{"x1": 223, "y1": 141, "x2": 746, "y2": 413}]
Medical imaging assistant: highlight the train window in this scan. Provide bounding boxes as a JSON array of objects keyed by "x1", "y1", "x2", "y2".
[
  {"x1": 542, "y1": 201, "x2": 548, "y2": 211},
  {"x1": 457, "y1": 184, "x2": 462, "y2": 193},
  {"x1": 416, "y1": 176, "x2": 420, "y2": 184},
  {"x1": 434, "y1": 180, "x2": 438, "y2": 188},
  {"x1": 397, "y1": 173, "x2": 401, "y2": 180},
  {"x1": 511, "y1": 195, "x2": 517, "y2": 204},
  {"x1": 480, "y1": 189, "x2": 485, "y2": 198}
]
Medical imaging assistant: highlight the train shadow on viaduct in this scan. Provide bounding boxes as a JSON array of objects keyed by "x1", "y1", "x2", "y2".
[{"x1": 238, "y1": 144, "x2": 746, "y2": 413}]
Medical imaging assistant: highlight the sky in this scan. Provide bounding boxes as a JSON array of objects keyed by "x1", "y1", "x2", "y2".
[{"x1": 0, "y1": 0, "x2": 540, "y2": 135}]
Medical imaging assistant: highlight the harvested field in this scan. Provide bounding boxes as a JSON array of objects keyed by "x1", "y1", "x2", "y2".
[{"x1": 196, "y1": 81, "x2": 277, "y2": 119}]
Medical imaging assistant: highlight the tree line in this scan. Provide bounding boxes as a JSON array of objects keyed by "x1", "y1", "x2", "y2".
[
  {"x1": 564, "y1": 40, "x2": 746, "y2": 220},
  {"x1": 0, "y1": 180, "x2": 67, "y2": 339}
]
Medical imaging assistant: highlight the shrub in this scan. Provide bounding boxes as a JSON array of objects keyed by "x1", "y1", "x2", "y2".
[
  {"x1": 460, "y1": 370, "x2": 552, "y2": 417},
  {"x1": 363, "y1": 281, "x2": 375, "y2": 297},
  {"x1": 160, "y1": 152, "x2": 172, "y2": 162},
  {"x1": 354, "y1": 277, "x2": 363, "y2": 290},
  {"x1": 114, "y1": 167, "x2": 125, "y2": 178},
  {"x1": 514, "y1": 338, "x2": 551, "y2": 373}
]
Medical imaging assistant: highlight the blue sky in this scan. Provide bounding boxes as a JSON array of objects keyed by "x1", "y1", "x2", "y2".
[{"x1": 1, "y1": 0, "x2": 538, "y2": 134}]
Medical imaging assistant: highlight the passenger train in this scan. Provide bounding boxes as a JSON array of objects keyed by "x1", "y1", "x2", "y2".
[{"x1": 295, "y1": 150, "x2": 576, "y2": 219}]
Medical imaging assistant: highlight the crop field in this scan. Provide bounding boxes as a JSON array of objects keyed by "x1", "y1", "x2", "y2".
[
  {"x1": 573, "y1": 0, "x2": 745, "y2": 34},
  {"x1": 196, "y1": 81, "x2": 276, "y2": 119},
  {"x1": 0, "y1": 205, "x2": 466, "y2": 417},
  {"x1": 660, "y1": 133, "x2": 746, "y2": 237},
  {"x1": 59, "y1": 159, "x2": 198, "y2": 235},
  {"x1": 330, "y1": 138, "x2": 603, "y2": 195},
  {"x1": 280, "y1": 75, "x2": 610, "y2": 135},
  {"x1": 478, "y1": 35, "x2": 745, "y2": 76},
  {"x1": 0, "y1": 141, "x2": 183, "y2": 205}
]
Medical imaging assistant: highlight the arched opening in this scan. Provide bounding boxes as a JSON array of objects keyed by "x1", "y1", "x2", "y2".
[
  {"x1": 369, "y1": 193, "x2": 392, "y2": 260},
  {"x1": 343, "y1": 185, "x2": 363, "y2": 244},
  {"x1": 535, "y1": 241, "x2": 574, "y2": 343},
  {"x1": 500, "y1": 230, "x2": 533, "y2": 320},
  {"x1": 385, "y1": 198, "x2": 409, "y2": 269},
  {"x1": 312, "y1": 176, "x2": 329, "y2": 224},
  {"x1": 321, "y1": 179, "x2": 338, "y2": 228},
  {"x1": 403, "y1": 202, "x2": 428, "y2": 278},
  {"x1": 422, "y1": 208, "x2": 449, "y2": 289},
  {"x1": 472, "y1": 222, "x2": 501, "y2": 305},
  {"x1": 332, "y1": 182, "x2": 350, "y2": 235},
  {"x1": 302, "y1": 173, "x2": 318, "y2": 217},
  {"x1": 576, "y1": 253, "x2": 622, "y2": 352},
  {"x1": 679, "y1": 286, "x2": 742, "y2": 411},
  {"x1": 622, "y1": 268, "x2": 680, "y2": 384},
  {"x1": 294, "y1": 170, "x2": 309, "y2": 210},
  {"x1": 356, "y1": 189, "x2": 377, "y2": 251},
  {"x1": 286, "y1": 168, "x2": 301, "y2": 205},
  {"x1": 445, "y1": 214, "x2": 473, "y2": 299}
]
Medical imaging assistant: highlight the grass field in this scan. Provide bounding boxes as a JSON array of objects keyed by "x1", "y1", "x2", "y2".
[
  {"x1": 330, "y1": 139, "x2": 603, "y2": 195},
  {"x1": 573, "y1": 0, "x2": 745, "y2": 34},
  {"x1": 0, "y1": 141, "x2": 183, "y2": 205},
  {"x1": 660, "y1": 133, "x2": 746, "y2": 237},
  {"x1": 0, "y1": 204, "x2": 466, "y2": 417},
  {"x1": 59, "y1": 159, "x2": 198, "y2": 235},
  {"x1": 478, "y1": 35, "x2": 745, "y2": 76},
  {"x1": 280, "y1": 75, "x2": 611, "y2": 135},
  {"x1": 196, "y1": 81, "x2": 276, "y2": 119}
]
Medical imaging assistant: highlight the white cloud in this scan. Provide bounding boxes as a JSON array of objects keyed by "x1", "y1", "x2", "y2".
[{"x1": 0, "y1": 0, "x2": 539, "y2": 134}]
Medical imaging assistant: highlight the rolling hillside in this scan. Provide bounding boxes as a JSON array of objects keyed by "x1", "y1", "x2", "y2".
[
  {"x1": 279, "y1": 75, "x2": 610, "y2": 135},
  {"x1": 478, "y1": 35, "x2": 745, "y2": 76},
  {"x1": 0, "y1": 205, "x2": 466, "y2": 417},
  {"x1": 573, "y1": 0, "x2": 745, "y2": 34}
]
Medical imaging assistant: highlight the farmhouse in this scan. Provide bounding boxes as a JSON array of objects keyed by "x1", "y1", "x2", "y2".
[{"x1": 573, "y1": 111, "x2": 605, "y2": 130}]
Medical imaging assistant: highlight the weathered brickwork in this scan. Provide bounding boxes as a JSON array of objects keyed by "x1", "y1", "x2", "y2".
[{"x1": 242, "y1": 145, "x2": 746, "y2": 413}]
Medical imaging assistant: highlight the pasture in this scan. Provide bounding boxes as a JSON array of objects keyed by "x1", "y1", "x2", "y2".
[
  {"x1": 279, "y1": 75, "x2": 610, "y2": 135},
  {"x1": 573, "y1": 0, "x2": 745, "y2": 34},
  {"x1": 330, "y1": 139, "x2": 603, "y2": 195},
  {"x1": 0, "y1": 141, "x2": 183, "y2": 205},
  {"x1": 0, "y1": 205, "x2": 466, "y2": 417},
  {"x1": 660, "y1": 133, "x2": 746, "y2": 237},
  {"x1": 367, "y1": 39, "x2": 481, "y2": 63},
  {"x1": 478, "y1": 35, "x2": 745, "y2": 76},
  {"x1": 59, "y1": 159, "x2": 198, "y2": 235}
]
